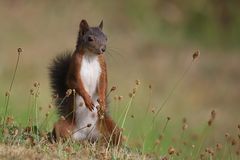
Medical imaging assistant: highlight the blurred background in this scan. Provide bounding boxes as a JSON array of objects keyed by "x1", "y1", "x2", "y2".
[{"x1": 0, "y1": 0, "x2": 239, "y2": 145}]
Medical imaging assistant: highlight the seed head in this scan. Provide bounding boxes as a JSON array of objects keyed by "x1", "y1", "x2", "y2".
[
  {"x1": 66, "y1": 89, "x2": 72, "y2": 97},
  {"x1": 110, "y1": 86, "x2": 117, "y2": 92},
  {"x1": 182, "y1": 124, "x2": 188, "y2": 130},
  {"x1": 17, "y1": 48, "x2": 23, "y2": 54},
  {"x1": 208, "y1": 119, "x2": 213, "y2": 126},
  {"x1": 155, "y1": 139, "x2": 160, "y2": 145},
  {"x1": 236, "y1": 150, "x2": 240, "y2": 156},
  {"x1": 238, "y1": 124, "x2": 240, "y2": 130},
  {"x1": 131, "y1": 115, "x2": 134, "y2": 118},
  {"x1": 60, "y1": 116, "x2": 66, "y2": 121},
  {"x1": 216, "y1": 143, "x2": 222, "y2": 151},
  {"x1": 211, "y1": 110, "x2": 216, "y2": 119},
  {"x1": 135, "y1": 80, "x2": 140, "y2": 85},
  {"x1": 161, "y1": 156, "x2": 168, "y2": 160},
  {"x1": 100, "y1": 115, "x2": 104, "y2": 119},
  {"x1": 205, "y1": 147, "x2": 214, "y2": 155},
  {"x1": 96, "y1": 105, "x2": 100, "y2": 110},
  {"x1": 182, "y1": 117, "x2": 187, "y2": 123},
  {"x1": 151, "y1": 107, "x2": 155, "y2": 113},
  {"x1": 6, "y1": 116, "x2": 14, "y2": 125},
  {"x1": 5, "y1": 91, "x2": 10, "y2": 97},
  {"x1": 97, "y1": 98, "x2": 101, "y2": 104},
  {"x1": 167, "y1": 116, "x2": 171, "y2": 121},
  {"x1": 225, "y1": 133, "x2": 230, "y2": 139},
  {"x1": 33, "y1": 81, "x2": 40, "y2": 87},
  {"x1": 193, "y1": 50, "x2": 200, "y2": 60},
  {"x1": 231, "y1": 139, "x2": 237, "y2": 146},
  {"x1": 205, "y1": 148, "x2": 209, "y2": 153},
  {"x1": 13, "y1": 129, "x2": 19, "y2": 137},
  {"x1": 30, "y1": 89, "x2": 34, "y2": 95},
  {"x1": 118, "y1": 95, "x2": 123, "y2": 100},
  {"x1": 132, "y1": 87, "x2": 137, "y2": 94},
  {"x1": 72, "y1": 89, "x2": 76, "y2": 94},
  {"x1": 48, "y1": 104, "x2": 53, "y2": 109},
  {"x1": 129, "y1": 93, "x2": 133, "y2": 98},
  {"x1": 168, "y1": 146, "x2": 175, "y2": 155},
  {"x1": 148, "y1": 84, "x2": 152, "y2": 89},
  {"x1": 45, "y1": 112, "x2": 49, "y2": 117},
  {"x1": 208, "y1": 110, "x2": 216, "y2": 126}
]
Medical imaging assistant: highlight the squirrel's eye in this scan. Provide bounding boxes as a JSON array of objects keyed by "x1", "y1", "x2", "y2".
[{"x1": 88, "y1": 36, "x2": 94, "y2": 42}]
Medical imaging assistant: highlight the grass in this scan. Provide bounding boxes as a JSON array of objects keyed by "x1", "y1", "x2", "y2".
[
  {"x1": 0, "y1": 1, "x2": 239, "y2": 159},
  {"x1": 0, "y1": 49, "x2": 239, "y2": 160}
]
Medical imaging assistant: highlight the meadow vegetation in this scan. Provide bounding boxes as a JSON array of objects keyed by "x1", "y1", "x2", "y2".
[
  {"x1": 0, "y1": 49, "x2": 239, "y2": 159},
  {"x1": 0, "y1": 1, "x2": 240, "y2": 159}
]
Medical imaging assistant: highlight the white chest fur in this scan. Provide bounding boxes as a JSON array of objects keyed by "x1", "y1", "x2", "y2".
[
  {"x1": 80, "y1": 54, "x2": 101, "y2": 97},
  {"x1": 73, "y1": 53, "x2": 102, "y2": 141}
]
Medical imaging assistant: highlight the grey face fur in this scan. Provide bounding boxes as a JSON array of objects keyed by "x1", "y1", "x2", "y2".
[{"x1": 79, "y1": 20, "x2": 107, "y2": 55}]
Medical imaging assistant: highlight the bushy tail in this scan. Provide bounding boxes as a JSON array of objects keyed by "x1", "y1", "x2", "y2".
[{"x1": 49, "y1": 51, "x2": 72, "y2": 99}]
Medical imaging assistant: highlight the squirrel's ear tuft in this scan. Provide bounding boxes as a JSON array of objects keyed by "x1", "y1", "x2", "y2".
[
  {"x1": 79, "y1": 19, "x2": 89, "y2": 35},
  {"x1": 99, "y1": 20, "x2": 103, "y2": 30}
]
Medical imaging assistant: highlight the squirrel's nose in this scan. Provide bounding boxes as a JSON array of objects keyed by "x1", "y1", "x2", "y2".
[
  {"x1": 100, "y1": 46, "x2": 106, "y2": 53},
  {"x1": 101, "y1": 48, "x2": 106, "y2": 52}
]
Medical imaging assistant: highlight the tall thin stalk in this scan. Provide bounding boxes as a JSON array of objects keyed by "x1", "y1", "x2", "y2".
[
  {"x1": 153, "y1": 50, "x2": 200, "y2": 122},
  {"x1": 116, "y1": 95, "x2": 134, "y2": 150},
  {"x1": 2, "y1": 48, "x2": 22, "y2": 128},
  {"x1": 34, "y1": 83, "x2": 40, "y2": 141}
]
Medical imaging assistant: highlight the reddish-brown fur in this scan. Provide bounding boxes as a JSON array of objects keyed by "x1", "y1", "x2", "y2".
[
  {"x1": 53, "y1": 118, "x2": 75, "y2": 140},
  {"x1": 98, "y1": 114, "x2": 122, "y2": 145},
  {"x1": 97, "y1": 54, "x2": 107, "y2": 111}
]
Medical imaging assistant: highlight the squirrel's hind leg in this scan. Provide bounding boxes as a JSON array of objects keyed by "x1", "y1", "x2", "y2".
[
  {"x1": 98, "y1": 114, "x2": 122, "y2": 145},
  {"x1": 52, "y1": 119, "x2": 75, "y2": 141}
]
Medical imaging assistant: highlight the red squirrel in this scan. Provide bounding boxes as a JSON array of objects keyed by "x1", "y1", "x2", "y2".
[{"x1": 49, "y1": 19, "x2": 121, "y2": 145}]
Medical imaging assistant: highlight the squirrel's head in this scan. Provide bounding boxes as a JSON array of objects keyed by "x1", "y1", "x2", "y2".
[{"x1": 77, "y1": 19, "x2": 107, "y2": 55}]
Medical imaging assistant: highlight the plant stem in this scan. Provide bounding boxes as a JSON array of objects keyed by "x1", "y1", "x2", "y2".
[
  {"x1": 153, "y1": 59, "x2": 194, "y2": 122},
  {"x1": 34, "y1": 86, "x2": 40, "y2": 142},
  {"x1": 2, "y1": 51, "x2": 21, "y2": 128}
]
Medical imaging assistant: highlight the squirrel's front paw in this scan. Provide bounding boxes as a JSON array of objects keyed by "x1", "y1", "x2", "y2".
[{"x1": 84, "y1": 98, "x2": 95, "y2": 111}]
